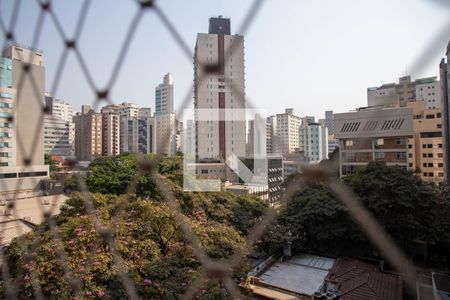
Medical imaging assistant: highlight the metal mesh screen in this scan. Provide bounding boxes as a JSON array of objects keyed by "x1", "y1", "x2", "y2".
[{"x1": 0, "y1": 0, "x2": 449, "y2": 299}]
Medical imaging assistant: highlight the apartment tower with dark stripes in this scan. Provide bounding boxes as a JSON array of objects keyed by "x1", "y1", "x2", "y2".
[{"x1": 194, "y1": 17, "x2": 246, "y2": 163}]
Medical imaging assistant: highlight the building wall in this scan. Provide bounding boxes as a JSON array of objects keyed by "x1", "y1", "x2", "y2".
[
  {"x1": 367, "y1": 76, "x2": 441, "y2": 109},
  {"x1": 415, "y1": 78, "x2": 441, "y2": 109},
  {"x1": 0, "y1": 46, "x2": 49, "y2": 193},
  {"x1": 155, "y1": 73, "x2": 174, "y2": 115},
  {"x1": 74, "y1": 106, "x2": 102, "y2": 161},
  {"x1": 0, "y1": 87, "x2": 15, "y2": 169},
  {"x1": 194, "y1": 21, "x2": 246, "y2": 162},
  {"x1": 325, "y1": 110, "x2": 334, "y2": 135},
  {"x1": 3, "y1": 46, "x2": 45, "y2": 167},
  {"x1": 335, "y1": 107, "x2": 414, "y2": 176},
  {"x1": 154, "y1": 112, "x2": 176, "y2": 156},
  {"x1": 120, "y1": 117, "x2": 139, "y2": 153},
  {"x1": 44, "y1": 115, "x2": 72, "y2": 157},
  {"x1": 440, "y1": 43, "x2": 450, "y2": 183},
  {"x1": 274, "y1": 109, "x2": 302, "y2": 155},
  {"x1": 299, "y1": 122, "x2": 328, "y2": 163},
  {"x1": 407, "y1": 101, "x2": 445, "y2": 183}
]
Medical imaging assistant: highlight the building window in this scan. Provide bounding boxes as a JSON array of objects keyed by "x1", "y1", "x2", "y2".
[
  {"x1": 375, "y1": 138, "x2": 384, "y2": 146},
  {"x1": 396, "y1": 152, "x2": 407, "y2": 159},
  {"x1": 396, "y1": 137, "x2": 406, "y2": 145},
  {"x1": 375, "y1": 152, "x2": 385, "y2": 160}
]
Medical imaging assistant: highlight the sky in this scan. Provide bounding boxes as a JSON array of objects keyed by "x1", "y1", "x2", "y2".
[{"x1": 0, "y1": 0, "x2": 449, "y2": 120}]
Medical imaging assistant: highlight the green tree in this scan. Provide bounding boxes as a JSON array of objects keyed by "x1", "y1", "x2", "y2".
[
  {"x1": 265, "y1": 185, "x2": 359, "y2": 255},
  {"x1": 86, "y1": 154, "x2": 159, "y2": 198},
  {"x1": 344, "y1": 161, "x2": 441, "y2": 245},
  {"x1": 44, "y1": 154, "x2": 58, "y2": 172}
]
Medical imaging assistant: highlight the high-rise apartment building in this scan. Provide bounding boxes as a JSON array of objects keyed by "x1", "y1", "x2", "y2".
[
  {"x1": 440, "y1": 40, "x2": 450, "y2": 183},
  {"x1": 101, "y1": 105, "x2": 121, "y2": 157},
  {"x1": 299, "y1": 120, "x2": 328, "y2": 163},
  {"x1": 154, "y1": 112, "x2": 176, "y2": 156},
  {"x1": 274, "y1": 109, "x2": 302, "y2": 155},
  {"x1": 44, "y1": 115, "x2": 72, "y2": 157},
  {"x1": 45, "y1": 95, "x2": 74, "y2": 121},
  {"x1": 44, "y1": 95, "x2": 74, "y2": 157},
  {"x1": 73, "y1": 105, "x2": 102, "y2": 161},
  {"x1": 368, "y1": 76, "x2": 441, "y2": 109},
  {"x1": 265, "y1": 116, "x2": 276, "y2": 154},
  {"x1": 406, "y1": 101, "x2": 445, "y2": 183},
  {"x1": 0, "y1": 45, "x2": 49, "y2": 195},
  {"x1": 155, "y1": 73, "x2": 174, "y2": 115},
  {"x1": 194, "y1": 16, "x2": 246, "y2": 162},
  {"x1": 334, "y1": 107, "x2": 414, "y2": 176},
  {"x1": 120, "y1": 117, "x2": 139, "y2": 153},
  {"x1": 325, "y1": 110, "x2": 334, "y2": 135},
  {"x1": 137, "y1": 108, "x2": 153, "y2": 154}
]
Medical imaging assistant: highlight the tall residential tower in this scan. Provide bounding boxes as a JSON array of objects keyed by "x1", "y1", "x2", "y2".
[{"x1": 194, "y1": 16, "x2": 246, "y2": 162}]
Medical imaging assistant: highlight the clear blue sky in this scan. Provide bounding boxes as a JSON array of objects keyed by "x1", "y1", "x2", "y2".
[{"x1": 0, "y1": 0, "x2": 449, "y2": 120}]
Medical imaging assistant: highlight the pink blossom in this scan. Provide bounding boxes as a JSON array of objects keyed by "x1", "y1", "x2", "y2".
[
  {"x1": 143, "y1": 279, "x2": 152, "y2": 285},
  {"x1": 97, "y1": 290, "x2": 105, "y2": 298},
  {"x1": 85, "y1": 291, "x2": 92, "y2": 296}
]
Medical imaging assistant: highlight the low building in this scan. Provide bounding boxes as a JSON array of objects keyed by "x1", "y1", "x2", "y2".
[
  {"x1": 224, "y1": 183, "x2": 269, "y2": 201},
  {"x1": 324, "y1": 258, "x2": 402, "y2": 300},
  {"x1": 334, "y1": 106, "x2": 414, "y2": 176},
  {"x1": 0, "y1": 195, "x2": 67, "y2": 246},
  {"x1": 245, "y1": 253, "x2": 336, "y2": 299}
]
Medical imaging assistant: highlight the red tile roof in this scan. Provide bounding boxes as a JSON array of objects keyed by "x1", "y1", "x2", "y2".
[{"x1": 325, "y1": 258, "x2": 402, "y2": 300}]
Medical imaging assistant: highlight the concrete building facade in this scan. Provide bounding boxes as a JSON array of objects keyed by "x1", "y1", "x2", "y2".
[
  {"x1": 194, "y1": 16, "x2": 246, "y2": 162},
  {"x1": 43, "y1": 115, "x2": 72, "y2": 157},
  {"x1": 274, "y1": 109, "x2": 302, "y2": 155},
  {"x1": 325, "y1": 110, "x2": 334, "y2": 135},
  {"x1": 154, "y1": 112, "x2": 176, "y2": 156},
  {"x1": 407, "y1": 101, "x2": 445, "y2": 183},
  {"x1": 440, "y1": 41, "x2": 450, "y2": 183},
  {"x1": 73, "y1": 105, "x2": 102, "y2": 161},
  {"x1": 334, "y1": 107, "x2": 414, "y2": 176},
  {"x1": 101, "y1": 105, "x2": 121, "y2": 157},
  {"x1": 368, "y1": 76, "x2": 441, "y2": 109},
  {"x1": 299, "y1": 121, "x2": 328, "y2": 163},
  {"x1": 0, "y1": 45, "x2": 49, "y2": 196},
  {"x1": 155, "y1": 73, "x2": 174, "y2": 115}
]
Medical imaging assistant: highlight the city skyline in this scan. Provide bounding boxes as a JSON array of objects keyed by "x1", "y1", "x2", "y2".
[{"x1": 0, "y1": 0, "x2": 448, "y2": 120}]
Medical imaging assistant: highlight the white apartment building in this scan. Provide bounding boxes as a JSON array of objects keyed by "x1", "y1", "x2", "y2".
[
  {"x1": 415, "y1": 77, "x2": 441, "y2": 109},
  {"x1": 155, "y1": 73, "x2": 174, "y2": 115},
  {"x1": 100, "y1": 105, "x2": 120, "y2": 157},
  {"x1": 116, "y1": 102, "x2": 139, "y2": 118},
  {"x1": 43, "y1": 115, "x2": 72, "y2": 157},
  {"x1": 45, "y1": 95, "x2": 74, "y2": 121},
  {"x1": 154, "y1": 112, "x2": 176, "y2": 156},
  {"x1": 194, "y1": 16, "x2": 246, "y2": 162},
  {"x1": 274, "y1": 108, "x2": 302, "y2": 155},
  {"x1": 44, "y1": 96, "x2": 74, "y2": 157},
  {"x1": 299, "y1": 121, "x2": 328, "y2": 163},
  {"x1": 367, "y1": 76, "x2": 441, "y2": 109}
]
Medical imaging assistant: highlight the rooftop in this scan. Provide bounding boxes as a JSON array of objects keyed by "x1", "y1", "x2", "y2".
[
  {"x1": 325, "y1": 258, "x2": 402, "y2": 300},
  {"x1": 254, "y1": 254, "x2": 335, "y2": 296},
  {"x1": 0, "y1": 195, "x2": 68, "y2": 246}
]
